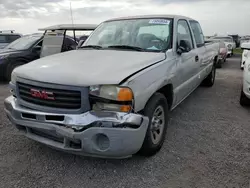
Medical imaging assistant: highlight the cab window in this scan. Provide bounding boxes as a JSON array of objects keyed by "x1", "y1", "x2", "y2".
[
  {"x1": 177, "y1": 20, "x2": 194, "y2": 50},
  {"x1": 189, "y1": 20, "x2": 205, "y2": 47}
]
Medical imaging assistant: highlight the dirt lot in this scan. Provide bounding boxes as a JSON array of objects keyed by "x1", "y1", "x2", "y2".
[{"x1": 0, "y1": 56, "x2": 250, "y2": 188}]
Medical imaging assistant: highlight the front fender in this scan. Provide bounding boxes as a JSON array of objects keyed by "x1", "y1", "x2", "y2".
[{"x1": 121, "y1": 59, "x2": 176, "y2": 112}]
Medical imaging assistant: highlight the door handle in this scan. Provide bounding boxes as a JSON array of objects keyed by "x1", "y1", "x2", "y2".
[{"x1": 195, "y1": 55, "x2": 199, "y2": 62}]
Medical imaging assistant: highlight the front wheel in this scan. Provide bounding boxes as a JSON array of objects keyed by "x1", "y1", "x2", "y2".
[
  {"x1": 139, "y1": 93, "x2": 169, "y2": 156},
  {"x1": 5, "y1": 62, "x2": 25, "y2": 82}
]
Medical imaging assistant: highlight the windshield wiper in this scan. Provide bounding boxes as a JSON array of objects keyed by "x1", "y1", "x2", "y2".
[
  {"x1": 79, "y1": 45, "x2": 103, "y2": 49},
  {"x1": 107, "y1": 45, "x2": 146, "y2": 52}
]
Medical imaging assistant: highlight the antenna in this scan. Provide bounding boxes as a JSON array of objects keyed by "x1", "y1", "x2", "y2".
[{"x1": 70, "y1": 1, "x2": 74, "y2": 26}]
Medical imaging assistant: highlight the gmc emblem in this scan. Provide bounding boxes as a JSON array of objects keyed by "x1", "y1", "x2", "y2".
[{"x1": 30, "y1": 89, "x2": 55, "y2": 100}]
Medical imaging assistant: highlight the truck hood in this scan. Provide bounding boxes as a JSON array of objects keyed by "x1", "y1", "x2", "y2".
[
  {"x1": 0, "y1": 43, "x2": 8, "y2": 49},
  {"x1": 0, "y1": 48, "x2": 24, "y2": 56},
  {"x1": 14, "y1": 49, "x2": 166, "y2": 86}
]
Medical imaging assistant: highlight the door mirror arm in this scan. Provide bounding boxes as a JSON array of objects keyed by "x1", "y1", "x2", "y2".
[
  {"x1": 177, "y1": 47, "x2": 184, "y2": 55},
  {"x1": 177, "y1": 40, "x2": 191, "y2": 55}
]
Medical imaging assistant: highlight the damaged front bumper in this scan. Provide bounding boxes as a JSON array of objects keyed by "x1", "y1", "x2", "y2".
[{"x1": 4, "y1": 96, "x2": 149, "y2": 159}]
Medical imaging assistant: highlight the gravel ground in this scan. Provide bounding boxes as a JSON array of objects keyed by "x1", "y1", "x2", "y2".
[{"x1": 0, "y1": 56, "x2": 250, "y2": 188}]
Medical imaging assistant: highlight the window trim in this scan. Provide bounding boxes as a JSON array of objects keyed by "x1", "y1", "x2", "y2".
[
  {"x1": 30, "y1": 38, "x2": 44, "y2": 50},
  {"x1": 189, "y1": 20, "x2": 205, "y2": 48},
  {"x1": 177, "y1": 19, "x2": 195, "y2": 50}
]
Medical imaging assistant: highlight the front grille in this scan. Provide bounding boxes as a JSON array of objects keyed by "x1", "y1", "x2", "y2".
[{"x1": 17, "y1": 82, "x2": 81, "y2": 109}]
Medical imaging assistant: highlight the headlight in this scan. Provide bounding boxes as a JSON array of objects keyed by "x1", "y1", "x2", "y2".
[
  {"x1": 227, "y1": 44, "x2": 232, "y2": 48},
  {"x1": 244, "y1": 52, "x2": 248, "y2": 57},
  {"x1": 10, "y1": 70, "x2": 17, "y2": 84},
  {"x1": 89, "y1": 85, "x2": 133, "y2": 112}
]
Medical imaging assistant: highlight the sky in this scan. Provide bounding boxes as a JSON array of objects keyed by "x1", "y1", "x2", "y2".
[{"x1": 0, "y1": 0, "x2": 249, "y2": 36}]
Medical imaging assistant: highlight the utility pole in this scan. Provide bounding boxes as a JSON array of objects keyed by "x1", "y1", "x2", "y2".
[{"x1": 70, "y1": 1, "x2": 74, "y2": 26}]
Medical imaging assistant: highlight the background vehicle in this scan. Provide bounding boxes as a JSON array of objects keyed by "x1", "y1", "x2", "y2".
[
  {"x1": 240, "y1": 42, "x2": 249, "y2": 70},
  {"x1": 212, "y1": 36, "x2": 236, "y2": 57},
  {"x1": 229, "y1": 34, "x2": 241, "y2": 48},
  {"x1": 0, "y1": 30, "x2": 22, "y2": 49},
  {"x1": 217, "y1": 41, "x2": 228, "y2": 68},
  {"x1": 0, "y1": 24, "x2": 97, "y2": 81},
  {"x1": 38, "y1": 24, "x2": 97, "y2": 58},
  {"x1": 5, "y1": 15, "x2": 219, "y2": 159},
  {"x1": 0, "y1": 34, "x2": 43, "y2": 81},
  {"x1": 240, "y1": 43, "x2": 250, "y2": 106}
]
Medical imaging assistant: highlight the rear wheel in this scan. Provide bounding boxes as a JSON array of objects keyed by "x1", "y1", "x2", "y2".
[
  {"x1": 240, "y1": 87, "x2": 250, "y2": 106},
  {"x1": 139, "y1": 93, "x2": 169, "y2": 156},
  {"x1": 5, "y1": 62, "x2": 25, "y2": 82},
  {"x1": 216, "y1": 60, "x2": 222, "y2": 68},
  {"x1": 202, "y1": 64, "x2": 216, "y2": 87}
]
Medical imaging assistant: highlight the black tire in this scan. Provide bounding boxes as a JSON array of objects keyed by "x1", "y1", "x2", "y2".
[
  {"x1": 216, "y1": 60, "x2": 222, "y2": 68},
  {"x1": 202, "y1": 64, "x2": 216, "y2": 87},
  {"x1": 139, "y1": 93, "x2": 169, "y2": 156},
  {"x1": 5, "y1": 62, "x2": 25, "y2": 82},
  {"x1": 240, "y1": 88, "x2": 250, "y2": 106}
]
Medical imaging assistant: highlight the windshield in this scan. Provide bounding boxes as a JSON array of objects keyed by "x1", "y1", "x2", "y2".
[
  {"x1": 213, "y1": 37, "x2": 233, "y2": 43},
  {"x1": 5, "y1": 35, "x2": 41, "y2": 50},
  {"x1": 0, "y1": 34, "x2": 21, "y2": 44},
  {"x1": 0, "y1": 35, "x2": 8, "y2": 43},
  {"x1": 83, "y1": 18, "x2": 172, "y2": 52}
]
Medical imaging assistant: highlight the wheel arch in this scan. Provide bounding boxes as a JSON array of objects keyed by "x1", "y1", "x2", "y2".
[{"x1": 138, "y1": 83, "x2": 174, "y2": 114}]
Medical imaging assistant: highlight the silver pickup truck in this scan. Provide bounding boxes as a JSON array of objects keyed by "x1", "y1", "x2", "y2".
[{"x1": 4, "y1": 15, "x2": 219, "y2": 159}]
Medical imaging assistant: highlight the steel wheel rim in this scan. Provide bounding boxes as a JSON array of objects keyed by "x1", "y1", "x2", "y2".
[{"x1": 150, "y1": 105, "x2": 165, "y2": 145}]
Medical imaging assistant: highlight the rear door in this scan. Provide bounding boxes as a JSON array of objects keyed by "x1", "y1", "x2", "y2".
[
  {"x1": 175, "y1": 19, "x2": 200, "y2": 103},
  {"x1": 189, "y1": 20, "x2": 210, "y2": 81},
  {"x1": 40, "y1": 31, "x2": 64, "y2": 58}
]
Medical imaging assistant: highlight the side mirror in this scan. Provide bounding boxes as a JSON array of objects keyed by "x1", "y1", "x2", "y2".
[
  {"x1": 241, "y1": 42, "x2": 250, "y2": 50},
  {"x1": 77, "y1": 40, "x2": 86, "y2": 49},
  {"x1": 177, "y1": 40, "x2": 191, "y2": 55},
  {"x1": 32, "y1": 46, "x2": 42, "y2": 53}
]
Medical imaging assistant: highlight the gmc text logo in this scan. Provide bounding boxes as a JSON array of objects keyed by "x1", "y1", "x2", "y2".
[{"x1": 30, "y1": 89, "x2": 55, "y2": 100}]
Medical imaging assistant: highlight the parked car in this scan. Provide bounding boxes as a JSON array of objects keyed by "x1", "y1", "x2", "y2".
[
  {"x1": 0, "y1": 30, "x2": 22, "y2": 49},
  {"x1": 0, "y1": 34, "x2": 43, "y2": 81},
  {"x1": 240, "y1": 42, "x2": 249, "y2": 70},
  {"x1": 240, "y1": 43, "x2": 250, "y2": 105},
  {"x1": 0, "y1": 24, "x2": 97, "y2": 81},
  {"x1": 4, "y1": 15, "x2": 219, "y2": 159},
  {"x1": 217, "y1": 41, "x2": 228, "y2": 68},
  {"x1": 212, "y1": 36, "x2": 236, "y2": 57}
]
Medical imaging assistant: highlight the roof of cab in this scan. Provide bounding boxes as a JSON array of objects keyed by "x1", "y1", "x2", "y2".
[
  {"x1": 23, "y1": 33, "x2": 43, "y2": 37},
  {"x1": 104, "y1": 14, "x2": 196, "y2": 22},
  {"x1": 38, "y1": 24, "x2": 98, "y2": 31},
  {"x1": 0, "y1": 30, "x2": 22, "y2": 36}
]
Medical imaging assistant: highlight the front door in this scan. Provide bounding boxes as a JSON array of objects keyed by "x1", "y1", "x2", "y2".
[{"x1": 174, "y1": 19, "x2": 200, "y2": 104}]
